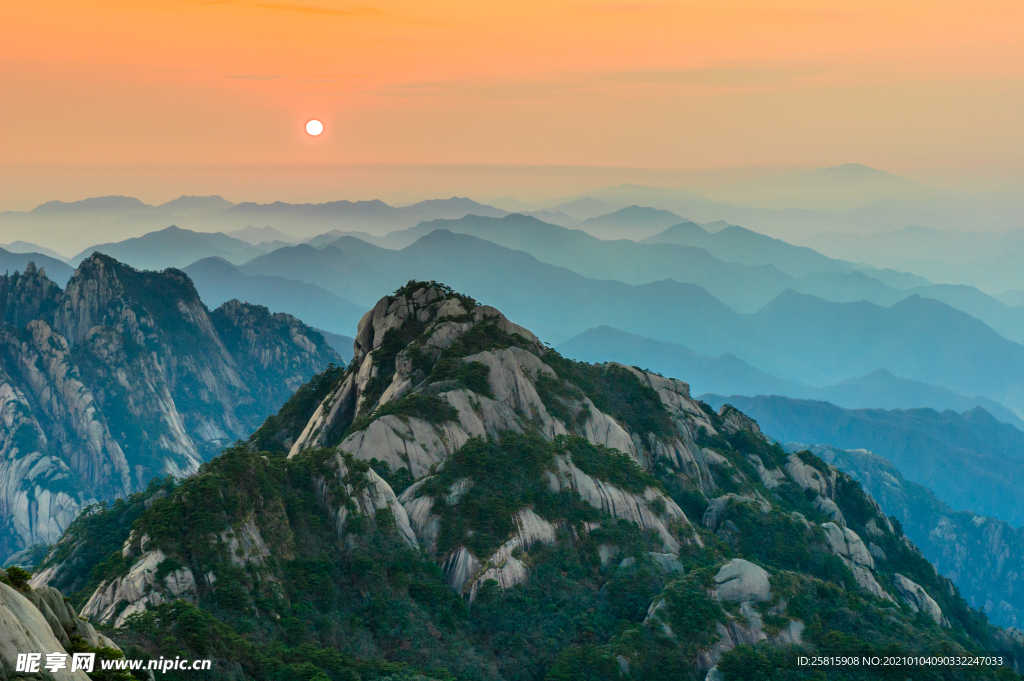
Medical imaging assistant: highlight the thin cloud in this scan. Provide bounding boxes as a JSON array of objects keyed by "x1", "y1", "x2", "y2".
[
  {"x1": 227, "y1": 74, "x2": 286, "y2": 80},
  {"x1": 250, "y1": 1, "x2": 378, "y2": 15},
  {"x1": 601, "y1": 66, "x2": 823, "y2": 88},
  {"x1": 181, "y1": 0, "x2": 378, "y2": 17},
  {"x1": 580, "y1": 4, "x2": 663, "y2": 12}
]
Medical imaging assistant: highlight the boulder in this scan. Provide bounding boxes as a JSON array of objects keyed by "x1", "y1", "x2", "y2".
[
  {"x1": 785, "y1": 454, "x2": 832, "y2": 496},
  {"x1": 814, "y1": 496, "x2": 845, "y2": 526},
  {"x1": 713, "y1": 558, "x2": 771, "y2": 603}
]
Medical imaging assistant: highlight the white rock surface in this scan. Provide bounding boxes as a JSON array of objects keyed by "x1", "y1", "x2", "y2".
[
  {"x1": 785, "y1": 454, "x2": 834, "y2": 497},
  {"x1": 464, "y1": 509, "x2": 560, "y2": 598},
  {"x1": 317, "y1": 457, "x2": 418, "y2": 549},
  {"x1": 821, "y1": 522, "x2": 874, "y2": 568},
  {"x1": 339, "y1": 415, "x2": 470, "y2": 479},
  {"x1": 814, "y1": 495, "x2": 846, "y2": 526},
  {"x1": 0, "y1": 582, "x2": 91, "y2": 680},
  {"x1": 747, "y1": 454, "x2": 785, "y2": 489},
  {"x1": 548, "y1": 455, "x2": 691, "y2": 553},
  {"x1": 80, "y1": 549, "x2": 198, "y2": 627},
  {"x1": 894, "y1": 573, "x2": 948, "y2": 626},
  {"x1": 713, "y1": 558, "x2": 772, "y2": 603}
]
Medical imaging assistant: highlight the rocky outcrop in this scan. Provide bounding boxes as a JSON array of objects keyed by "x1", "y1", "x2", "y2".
[
  {"x1": 0, "y1": 262, "x2": 62, "y2": 330},
  {"x1": 0, "y1": 321, "x2": 134, "y2": 497},
  {"x1": 821, "y1": 522, "x2": 874, "y2": 569},
  {"x1": 819, "y1": 522, "x2": 895, "y2": 602},
  {"x1": 702, "y1": 493, "x2": 770, "y2": 532},
  {"x1": 547, "y1": 455, "x2": 693, "y2": 553},
  {"x1": 785, "y1": 453, "x2": 836, "y2": 497},
  {"x1": 803, "y1": 442, "x2": 1024, "y2": 628},
  {"x1": 894, "y1": 573, "x2": 948, "y2": 626},
  {"x1": 80, "y1": 548, "x2": 198, "y2": 627},
  {"x1": 697, "y1": 611, "x2": 805, "y2": 671},
  {"x1": 712, "y1": 559, "x2": 772, "y2": 603},
  {"x1": 642, "y1": 558, "x2": 803, "y2": 671},
  {"x1": 25, "y1": 282, "x2": 1011, "y2": 680},
  {"x1": 1, "y1": 566, "x2": 119, "y2": 680},
  {"x1": 456, "y1": 509, "x2": 559, "y2": 598},
  {"x1": 0, "y1": 365, "x2": 94, "y2": 557},
  {"x1": 317, "y1": 456, "x2": 418, "y2": 550}
]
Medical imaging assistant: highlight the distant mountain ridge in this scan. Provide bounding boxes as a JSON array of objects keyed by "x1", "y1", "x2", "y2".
[
  {"x1": 183, "y1": 256, "x2": 366, "y2": 336},
  {"x1": 243, "y1": 230, "x2": 1024, "y2": 414},
  {"x1": 70, "y1": 225, "x2": 273, "y2": 269},
  {"x1": 0, "y1": 195, "x2": 515, "y2": 254},
  {"x1": 345, "y1": 213, "x2": 797, "y2": 312},
  {"x1": 558, "y1": 325, "x2": 1024, "y2": 429},
  {"x1": 641, "y1": 220, "x2": 858, "y2": 277},
  {"x1": 344, "y1": 213, "x2": 1024, "y2": 344},
  {"x1": 577, "y1": 205, "x2": 687, "y2": 240}
]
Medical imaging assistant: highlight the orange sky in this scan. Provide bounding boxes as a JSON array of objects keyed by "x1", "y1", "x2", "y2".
[{"x1": 2, "y1": 0, "x2": 1024, "y2": 208}]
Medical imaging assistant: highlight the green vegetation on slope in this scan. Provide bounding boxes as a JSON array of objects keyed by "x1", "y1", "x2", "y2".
[
  {"x1": 249, "y1": 363, "x2": 347, "y2": 453},
  {"x1": 348, "y1": 393, "x2": 460, "y2": 435},
  {"x1": 27, "y1": 282, "x2": 1024, "y2": 681}
]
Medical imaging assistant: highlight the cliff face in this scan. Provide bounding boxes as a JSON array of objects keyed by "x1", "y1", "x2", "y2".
[
  {"x1": 31, "y1": 282, "x2": 1018, "y2": 681},
  {"x1": 0, "y1": 255, "x2": 340, "y2": 559}
]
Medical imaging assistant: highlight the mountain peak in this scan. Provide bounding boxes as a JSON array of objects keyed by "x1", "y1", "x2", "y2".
[
  {"x1": 20, "y1": 273, "x2": 1011, "y2": 678},
  {"x1": 158, "y1": 194, "x2": 233, "y2": 211},
  {"x1": 31, "y1": 195, "x2": 150, "y2": 213}
]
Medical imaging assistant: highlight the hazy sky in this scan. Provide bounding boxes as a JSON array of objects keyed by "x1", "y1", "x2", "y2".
[{"x1": 3, "y1": 0, "x2": 1023, "y2": 209}]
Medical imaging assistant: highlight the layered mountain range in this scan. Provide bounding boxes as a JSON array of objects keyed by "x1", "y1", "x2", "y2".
[
  {"x1": 16, "y1": 282, "x2": 1023, "y2": 680},
  {"x1": 49, "y1": 216, "x2": 1024, "y2": 423},
  {"x1": 10, "y1": 194, "x2": 1024, "y2": 425},
  {"x1": 0, "y1": 255, "x2": 339, "y2": 560}
]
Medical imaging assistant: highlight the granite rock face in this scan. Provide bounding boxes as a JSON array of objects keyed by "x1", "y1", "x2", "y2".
[
  {"x1": 895, "y1": 573, "x2": 949, "y2": 626},
  {"x1": 0, "y1": 255, "x2": 340, "y2": 559},
  {"x1": 1, "y1": 565, "x2": 118, "y2": 680}
]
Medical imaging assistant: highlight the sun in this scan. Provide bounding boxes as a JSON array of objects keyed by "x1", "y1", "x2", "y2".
[{"x1": 305, "y1": 119, "x2": 323, "y2": 136}]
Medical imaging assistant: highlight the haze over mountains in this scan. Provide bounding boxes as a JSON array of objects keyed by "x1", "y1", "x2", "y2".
[
  {"x1": 8, "y1": 174, "x2": 1024, "y2": 537},
  {"x1": 558, "y1": 326, "x2": 1024, "y2": 430},
  {"x1": 8, "y1": 176, "x2": 1024, "y2": 430}
]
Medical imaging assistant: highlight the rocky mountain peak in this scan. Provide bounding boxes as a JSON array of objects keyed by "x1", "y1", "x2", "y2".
[
  {"x1": 55, "y1": 252, "x2": 207, "y2": 346},
  {"x1": 0, "y1": 254, "x2": 340, "y2": 560},
  {"x1": 21, "y1": 280, "x2": 1022, "y2": 680},
  {"x1": 0, "y1": 261, "x2": 62, "y2": 329}
]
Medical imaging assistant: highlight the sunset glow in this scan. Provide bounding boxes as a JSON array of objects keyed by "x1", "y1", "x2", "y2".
[{"x1": 2, "y1": 0, "x2": 1023, "y2": 207}]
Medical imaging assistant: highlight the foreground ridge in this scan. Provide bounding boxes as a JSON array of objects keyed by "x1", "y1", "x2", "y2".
[{"x1": 23, "y1": 281, "x2": 1024, "y2": 680}]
